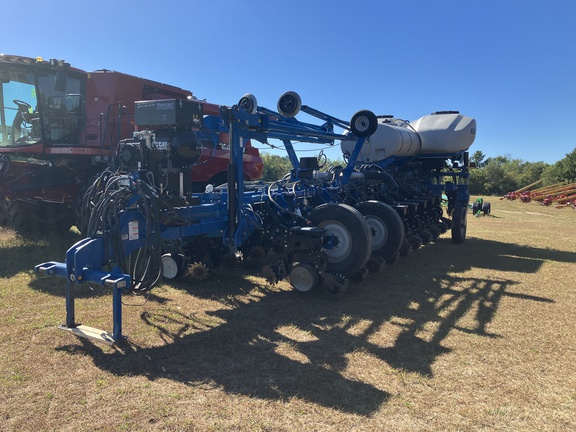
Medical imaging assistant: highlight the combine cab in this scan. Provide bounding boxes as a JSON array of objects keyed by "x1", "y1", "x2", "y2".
[{"x1": 0, "y1": 54, "x2": 263, "y2": 231}]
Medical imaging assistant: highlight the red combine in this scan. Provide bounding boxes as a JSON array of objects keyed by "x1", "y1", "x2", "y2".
[{"x1": 0, "y1": 54, "x2": 263, "y2": 231}]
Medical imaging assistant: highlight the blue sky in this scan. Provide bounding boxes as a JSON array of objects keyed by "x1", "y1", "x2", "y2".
[{"x1": 4, "y1": 0, "x2": 575, "y2": 164}]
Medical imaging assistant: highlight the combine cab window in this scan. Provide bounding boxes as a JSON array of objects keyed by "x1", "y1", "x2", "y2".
[
  {"x1": 37, "y1": 74, "x2": 83, "y2": 145},
  {"x1": 0, "y1": 65, "x2": 84, "y2": 147},
  {"x1": 0, "y1": 70, "x2": 40, "y2": 146}
]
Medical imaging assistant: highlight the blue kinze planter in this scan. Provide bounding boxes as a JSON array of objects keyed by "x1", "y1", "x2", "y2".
[{"x1": 35, "y1": 91, "x2": 476, "y2": 343}]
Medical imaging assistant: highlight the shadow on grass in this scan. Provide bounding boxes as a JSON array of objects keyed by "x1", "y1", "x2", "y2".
[
  {"x1": 0, "y1": 229, "x2": 80, "y2": 278},
  {"x1": 464, "y1": 236, "x2": 576, "y2": 273},
  {"x1": 51, "y1": 235, "x2": 560, "y2": 415}
]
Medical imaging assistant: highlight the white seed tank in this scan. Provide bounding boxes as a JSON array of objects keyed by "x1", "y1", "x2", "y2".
[{"x1": 341, "y1": 111, "x2": 476, "y2": 163}]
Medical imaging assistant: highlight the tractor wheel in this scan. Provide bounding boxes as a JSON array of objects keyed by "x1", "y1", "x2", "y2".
[
  {"x1": 451, "y1": 206, "x2": 468, "y2": 244},
  {"x1": 355, "y1": 200, "x2": 405, "y2": 261},
  {"x1": 350, "y1": 110, "x2": 378, "y2": 137},
  {"x1": 482, "y1": 202, "x2": 491, "y2": 215},
  {"x1": 472, "y1": 201, "x2": 480, "y2": 214},
  {"x1": 309, "y1": 203, "x2": 372, "y2": 277}
]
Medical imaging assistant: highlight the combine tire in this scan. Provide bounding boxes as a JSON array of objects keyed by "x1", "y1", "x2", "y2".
[
  {"x1": 355, "y1": 200, "x2": 405, "y2": 261},
  {"x1": 309, "y1": 203, "x2": 372, "y2": 277},
  {"x1": 451, "y1": 207, "x2": 467, "y2": 244},
  {"x1": 5, "y1": 201, "x2": 34, "y2": 233}
]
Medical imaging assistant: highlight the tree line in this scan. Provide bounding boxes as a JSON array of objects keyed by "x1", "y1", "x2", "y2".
[
  {"x1": 260, "y1": 147, "x2": 576, "y2": 197},
  {"x1": 468, "y1": 148, "x2": 576, "y2": 196}
]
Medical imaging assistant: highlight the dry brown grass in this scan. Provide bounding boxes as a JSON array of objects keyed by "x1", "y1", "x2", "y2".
[{"x1": 1, "y1": 198, "x2": 575, "y2": 431}]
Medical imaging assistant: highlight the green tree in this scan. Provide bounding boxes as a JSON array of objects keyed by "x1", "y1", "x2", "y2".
[
  {"x1": 517, "y1": 161, "x2": 548, "y2": 187},
  {"x1": 480, "y1": 161, "x2": 518, "y2": 195},
  {"x1": 541, "y1": 147, "x2": 576, "y2": 185},
  {"x1": 468, "y1": 166, "x2": 487, "y2": 194},
  {"x1": 260, "y1": 152, "x2": 347, "y2": 182},
  {"x1": 470, "y1": 150, "x2": 487, "y2": 168},
  {"x1": 468, "y1": 153, "x2": 551, "y2": 195},
  {"x1": 562, "y1": 148, "x2": 576, "y2": 180},
  {"x1": 260, "y1": 153, "x2": 293, "y2": 182}
]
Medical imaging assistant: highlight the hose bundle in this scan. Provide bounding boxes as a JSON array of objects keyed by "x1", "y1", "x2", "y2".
[{"x1": 80, "y1": 169, "x2": 162, "y2": 294}]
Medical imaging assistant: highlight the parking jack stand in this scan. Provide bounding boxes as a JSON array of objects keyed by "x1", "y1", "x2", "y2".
[{"x1": 58, "y1": 280, "x2": 125, "y2": 344}]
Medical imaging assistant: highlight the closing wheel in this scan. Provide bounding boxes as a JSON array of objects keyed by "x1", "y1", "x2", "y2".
[
  {"x1": 309, "y1": 203, "x2": 372, "y2": 276},
  {"x1": 355, "y1": 200, "x2": 405, "y2": 261},
  {"x1": 277, "y1": 91, "x2": 302, "y2": 118},
  {"x1": 350, "y1": 110, "x2": 378, "y2": 137},
  {"x1": 451, "y1": 207, "x2": 467, "y2": 244},
  {"x1": 161, "y1": 253, "x2": 185, "y2": 279},
  {"x1": 238, "y1": 93, "x2": 258, "y2": 114},
  {"x1": 290, "y1": 263, "x2": 320, "y2": 292},
  {"x1": 188, "y1": 262, "x2": 209, "y2": 280}
]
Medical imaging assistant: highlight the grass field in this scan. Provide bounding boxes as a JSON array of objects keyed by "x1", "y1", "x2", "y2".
[{"x1": 1, "y1": 198, "x2": 575, "y2": 431}]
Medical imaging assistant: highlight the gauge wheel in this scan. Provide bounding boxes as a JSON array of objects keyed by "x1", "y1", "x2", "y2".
[
  {"x1": 355, "y1": 200, "x2": 405, "y2": 261},
  {"x1": 289, "y1": 263, "x2": 320, "y2": 292},
  {"x1": 161, "y1": 253, "x2": 185, "y2": 279},
  {"x1": 308, "y1": 203, "x2": 372, "y2": 276}
]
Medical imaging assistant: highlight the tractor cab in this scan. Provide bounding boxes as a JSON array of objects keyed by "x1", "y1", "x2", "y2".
[{"x1": 0, "y1": 55, "x2": 85, "y2": 151}]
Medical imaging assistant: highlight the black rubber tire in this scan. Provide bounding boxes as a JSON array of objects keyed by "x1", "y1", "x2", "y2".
[
  {"x1": 5, "y1": 201, "x2": 34, "y2": 233},
  {"x1": 451, "y1": 206, "x2": 467, "y2": 243},
  {"x1": 355, "y1": 200, "x2": 405, "y2": 261},
  {"x1": 161, "y1": 253, "x2": 186, "y2": 280},
  {"x1": 309, "y1": 203, "x2": 372, "y2": 276},
  {"x1": 238, "y1": 93, "x2": 258, "y2": 114},
  {"x1": 289, "y1": 263, "x2": 320, "y2": 292},
  {"x1": 277, "y1": 91, "x2": 302, "y2": 118},
  {"x1": 350, "y1": 110, "x2": 378, "y2": 137},
  {"x1": 482, "y1": 202, "x2": 491, "y2": 215},
  {"x1": 472, "y1": 201, "x2": 480, "y2": 214}
]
